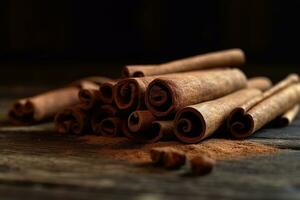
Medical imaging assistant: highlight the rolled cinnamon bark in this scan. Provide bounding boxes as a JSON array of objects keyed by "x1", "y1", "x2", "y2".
[
  {"x1": 91, "y1": 104, "x2": 119, "y2": 134},
  {"x1": 99, "y1": 80, "x2": 117, "y2": 104},
  {"x1": 123, "y1": 49, "x2": 245, "y2": 77},
  {"x1": 174, "y1": 88, "x2": 262, "y2": 143},
  {"x1": 276, "y1": 104, "x2": 299, "y2": 127},
  {"x1": 247, "y1": 77, "x2": 272, "y2": 92},
  {"x1": 9, "y1": 87, "x2": 80, "y2": 125},
  {"x1": 128, "y1": 111, "x2": 156, "y2": 132},
  {"x1": 9, "y1": 76, "x2": 110, "y2": 124},
  {"x1": 228, "y1": 74, "x2": 300, "y2": 139},
  {"x1": 146, "y1": 68, "x2": 247, "y2": 117},
  {"x1": 99, "y1": 117, "x2": 123, "y2": 137},
  {"x1": 125, "y1": 120, "x2": 174, "y2": 143},
  {"x1": 113, "y1": 76, "x2": 155, "y2": 112},
  {"x1": 54, "y1": 105, "x2": 90, "y2": 135},
  {"x1": 78, "y1": 89, "x2": 101, "y2": 110}
]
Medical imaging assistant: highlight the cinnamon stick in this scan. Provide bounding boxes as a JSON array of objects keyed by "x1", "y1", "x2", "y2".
[
  {"x1": 8, "y1": 76, "x2": 110, "y2": 124},
  {"x1": 113, "y1": 76, "x2": 155, "y2": 112},
  {"x1": 99, "y1": 117, "x2": 123, "y2": 137},
  {"x1": 227, "y1": 74, "x2": 300, "y2": 139},
  {"x1": 91, "y1": 104, "x2": 119, "y2": 134},
  {"x1": 272, "y1": 105, "x2": 299, "y2": 127},
  {"x1": 146, "y1": 68, "x2": 247, "y2": 117},
  {"x1": 54, "y1": 105, "x2": 90, "y2": 135},
  {"x1": 123, "y1": 49, "x2": 245, "y2": 77},
  {"x1": 125, "y1": 119, "x2": 174, "y2": 143},
  {"x1": 174, "y1": 88, "x2": 262, "y2": 143},
  {"x1": 247, "y1": 76, "x2": 272, "y2": 91},
  {"x1": 99, "y1": 80, "x2": 117, "y2": 104},
  {"x1": 128, "y1": 110, "x2": 156, "y2": 132},
  {"x1": 78, "y1": 89, "x2": 101, "y2": 110}
]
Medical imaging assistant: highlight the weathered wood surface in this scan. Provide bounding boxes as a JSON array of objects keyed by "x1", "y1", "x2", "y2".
[{"x1": 0, "y1": 97, "x2": 299, "y2": 200}]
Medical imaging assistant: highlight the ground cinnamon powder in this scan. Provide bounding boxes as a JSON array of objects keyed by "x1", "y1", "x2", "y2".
[{"x1": 79, "y1": 136, "x2": 279, "y2": 163}]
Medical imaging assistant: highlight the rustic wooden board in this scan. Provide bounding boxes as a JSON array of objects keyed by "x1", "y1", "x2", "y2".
[{"x1": 0, "y1": 98, "x2": 299, "y2": 200}]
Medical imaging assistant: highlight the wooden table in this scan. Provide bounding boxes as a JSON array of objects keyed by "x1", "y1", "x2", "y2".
[{"x1": 0, "y1": 90, "x2": 299, "y2": 200}]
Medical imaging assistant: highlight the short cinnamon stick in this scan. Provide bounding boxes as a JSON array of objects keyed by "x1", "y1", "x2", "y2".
[
  {"x1": 99, "y1": 117, "x2": 123, "y2": 137},
  {"x1": 247, "y1": 76, "x2": 272, "y2": 91},
  {"x1": 228, "y1": 74, "x2": 300, "y2": 139},
  {"x1": 125, "y1": 119, "x2": 174, "y2": 143},
  {"x1": 174, "y1": 88, "x2": 262, "y2": 143},
  {"x1": 146, "y1": 68, "x2": 247, "y2": 117},
  {"x1": 99, "y1": 80, "x2": 117, "y2": 104},
  {"x1": 123, "y1": 49, "x2": 245, "y2": 77},
  {"x1": 271, "y1": 104, "x2": 299, "y2": 127},
  {"x1": 113, "y1": 76, "x2": 155, "y2": 112},
  {"x1": 54, "y1": 106, "x2": 90, "y2": 135},
  {"x1": 128, "y1": 110, "x2": 156, "y2": 133},
  {"x1": 91, "y1": 104, "x2": 119, "y2": 134},
  {"x1": 78, "y1": 89, "x2": 101, "y2": 110}
]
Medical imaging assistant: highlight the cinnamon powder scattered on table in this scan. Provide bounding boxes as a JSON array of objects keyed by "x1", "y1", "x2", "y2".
[{"x1": 79, "y1": 136, "x2": 279, "y2": 163}]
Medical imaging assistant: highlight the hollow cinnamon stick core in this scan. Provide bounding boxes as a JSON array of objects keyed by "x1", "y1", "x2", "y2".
[
  {"x1": 174, "y1": 88, "x2": 262, "y2": 143},
  {"x1": 247, "y1": 76, "x2": 272, "y2": 91},
  {"x1": 99, "y1": 80, "x2": 117, "y2": 104},
  {"x1": 91, "y1": 105, "x2": 119, "y2": 134},
  {"x1": 146, "y1": 69, "x2": 247, "y2": 117},
  {"x1": 99, "y1": 117, "x2": 123, "y2": 137},
  {"x1": 54, "y1": 106, "x2": 90, "y2": 135},
  {"x1": 78, "y1": 89, "x2": 101, "y2": 110},
  {"x1": 123, "y1": 49, "x2": 245, "y2": 77},
  {"x1": 228, "y1": 74, "x2": 300, "y2": 139}
]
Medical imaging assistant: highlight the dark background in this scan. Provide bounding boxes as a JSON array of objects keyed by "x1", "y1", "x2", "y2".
[{"x1": 0, "y1": 0, "x2": 299, "y2": 86}]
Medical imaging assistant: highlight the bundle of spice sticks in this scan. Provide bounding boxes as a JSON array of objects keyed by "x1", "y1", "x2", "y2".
[{"x1": 8, "y1": 49, "x2": 300, "y2": 144}]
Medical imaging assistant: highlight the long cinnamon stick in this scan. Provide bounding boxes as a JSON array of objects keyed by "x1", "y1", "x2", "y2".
[
  {"x1": 146, "y1": 68, "x2": 247, "y2": 117},
  {"x1": 123, "y1": 49, "x2": 245, "y2": 77},
  {"x1": 227, "y1": 74, "x2": 300, "y2": 139},
  {"x1": 247, "y1": 76, "x2": 272, "y2": 92},
  {"x1": 8, "y1": 77, "x2": 110, "y2": 124},
  {"x1": 54, "y1": 105, "x2": 90, "y2": 135},
  {"x1": 91, "y1": 104, "x2": 119, "y2": 134},
  {"x1": 174, "y1": 88, "x2": 262, "y2": 143}
]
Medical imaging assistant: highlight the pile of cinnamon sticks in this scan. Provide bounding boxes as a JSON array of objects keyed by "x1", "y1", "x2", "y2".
[{"x1": 8, "y1": 49, "x2": 300, "y2": 144}]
